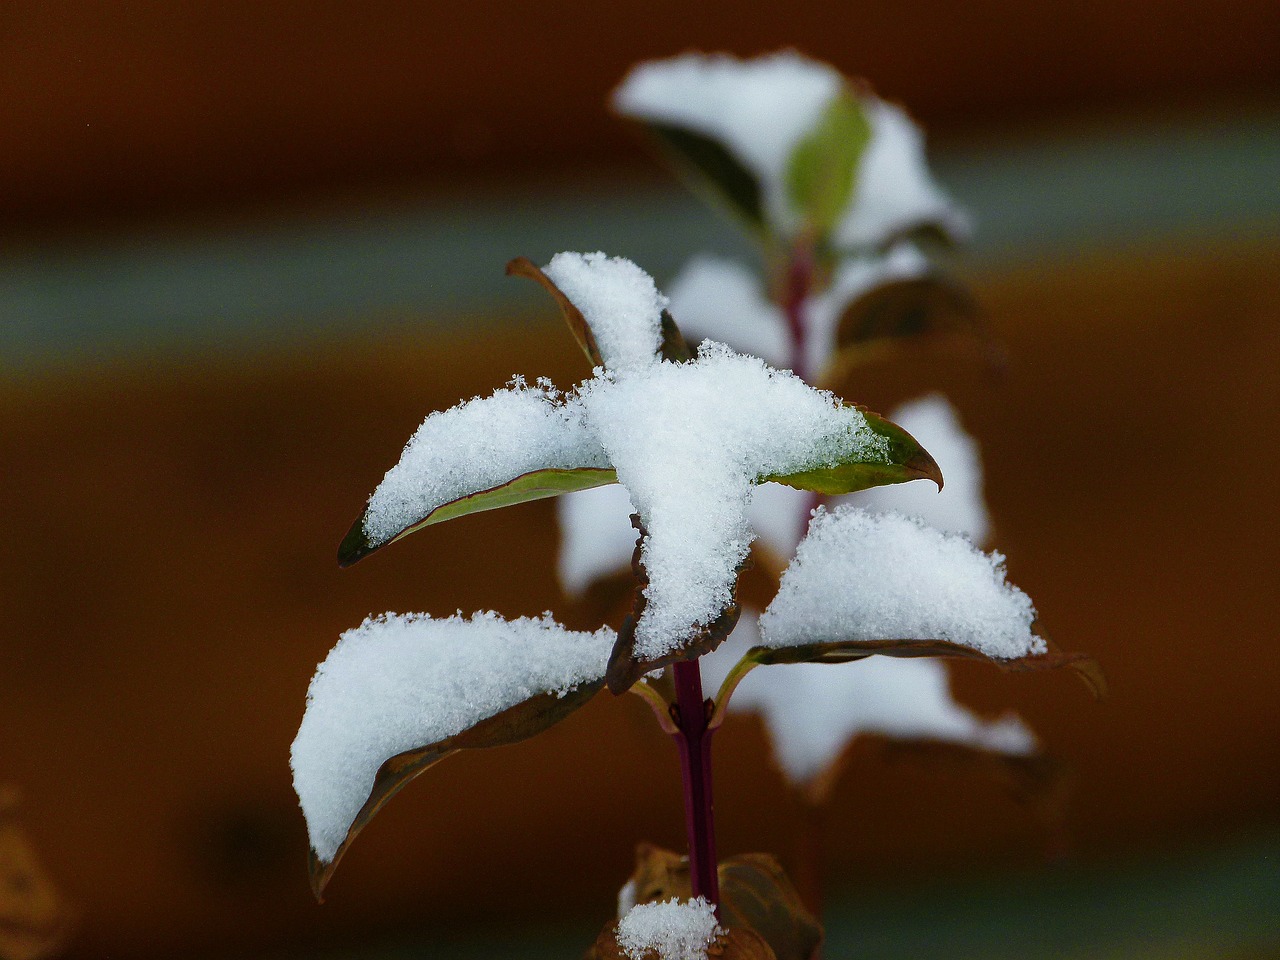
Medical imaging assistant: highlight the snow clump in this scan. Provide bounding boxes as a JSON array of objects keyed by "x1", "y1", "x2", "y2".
[
  {"x1": 362, "y1": 381, "x2": 608, "y2": 547},
  {"x1": 579, "y1": 342, "x2": 889, "y2": 659},
  {"x1": 617, "y1": 897, "x2": 723, "y2": 960},
  {"x1": 291, "y1": 612, "x2": 614, "y2": 864},
  {"x1": 543, "y1": 251, "x2": 667, "y2": 371},
  {"x1": 760, "y1": 507, "x2": 1042, "y2": 660}
]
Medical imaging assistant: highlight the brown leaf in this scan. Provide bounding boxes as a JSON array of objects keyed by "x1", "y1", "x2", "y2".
[
  {"x1": 0, "y1": 790, "x2": 74, "y2": 960},
  {"x1": 820, "y1": 274, "x2": 1004, "y2": 383},
  {"x1": 308, "y1": 680, "x2": 604, "y2": 899},
  {"x1": 507, "y1": 256, "x2": 604, "y2": 367}
]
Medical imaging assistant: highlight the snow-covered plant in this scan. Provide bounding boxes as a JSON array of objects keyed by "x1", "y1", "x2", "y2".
[
  {"x1": 291, "y1": 249, "x2": 1095, "y2": 960},
  {"x1": 548, "y1": 50, "x2": 1103, "y2": 924}
]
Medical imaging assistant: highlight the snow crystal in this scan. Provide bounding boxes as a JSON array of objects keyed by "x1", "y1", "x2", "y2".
[
  {"x1": 759, "y1": 507, "x2": 1043, "y2": 660},
  {"x1": 833, "y1": 99, "x2": 970, "y2": 249},
  {"x1": 543, "y1": 252, "x2": 667, "y2": 371},
  {"x1": 707, "y1": 615, "x2": 1034, "y2": 785},
  {"x1": 849, "y1": 393, "x2": 990, "y2": 543},
  {"x1": 667, "y1": 255, "x2": 790, "y2": 368},
  {"x1": 291, "y1": 612, "x2": 615, "y2": 864},
  {"x1": 557, "y1": 483, "x2": 639, "y2": 596},
  {"x1": 579, "y1": 343, "x2": 889, "y2": 660},
  {"x1": 362, "y1": 381, "x2": 608, "y2": 547},
  {"x1": 614, "y1": 51, "x2": 839, "y2": 236},
  {"x1": 617, "y1": 897, "x2": 723, "y2": 960}
]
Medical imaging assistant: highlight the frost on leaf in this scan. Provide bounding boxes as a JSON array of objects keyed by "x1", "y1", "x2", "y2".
[
  {"x1": 617, "y1": 897, "x2": 723, "y2": 960},
  {"x1": 759, "y1": 507, "x2": 1041, "y2": 660},
  {"x1": 344, "y1": 380, "x2": 612, "y2": 565},
  {"x1": 703, "y1": 615, "x2": 1034, "y2": 794},
  {"x1": 613, "y1": 51, "x2": 966, "y2": 248},
  {"x1": 291, "y1": 612, "x2": 614, "y2": 894}
]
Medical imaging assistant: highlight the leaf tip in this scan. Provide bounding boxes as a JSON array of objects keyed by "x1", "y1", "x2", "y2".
[
  {"x1": 337, "y1": 513, "x2": 376, "y2": 568},
  {"x1": 307, "y1": 849, "x2": 333, "y2": 903},
  {"x1": 908, "y1": 447, "x2": 944, "y2": 491}
]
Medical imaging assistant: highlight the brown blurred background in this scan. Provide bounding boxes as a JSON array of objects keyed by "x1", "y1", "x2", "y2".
[{"x1": 1, "y1": 2, "x2": 1279, "y2": 959}]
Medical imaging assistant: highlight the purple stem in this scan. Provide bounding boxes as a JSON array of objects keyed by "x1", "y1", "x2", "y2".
[
  {"x1": 784, "y1": 239, "x2": 824, "y2": 531},
  {"x1": 671, "y1": 658, "x2": 720, "y2": 907}
]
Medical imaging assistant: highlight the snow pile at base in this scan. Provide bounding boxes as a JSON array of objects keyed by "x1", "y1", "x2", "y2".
[
  {"x1": 833, "y1": 98, "x2": 970, "y2": 248},
  {"x1": 580, "y1": 343, "x2": 889, "y2": 659},
  {"x1": 558, "y1": 483, "x2": 639, "y2": 596},
  {"x1": 850, "y1": 394, "x2": 989, "y2": 543},
  {"x1": 707, "y1": 616, "x2": 1034, "y2": 785},
  {"x1": 760, "y1": 507, "x2": 1042, "y2": 660},
  {"x1": 667, "y1": 255, "x2": 790, "y2": 368},
  {"x1": 291, "y1": 612, "x2": 614, "y2": 864},
  {"x1": 544, "y1": 252, "x2": 667, "y2": 371},
  {"x1": 362, "y1": 381, "x2": 608, "y2": 546},
  {"x1": 617, "y1": 897, "x2": 723, "y2": 960},
  {"x1": 615, "y1": 51, "x2": 837, "y2": 236}
]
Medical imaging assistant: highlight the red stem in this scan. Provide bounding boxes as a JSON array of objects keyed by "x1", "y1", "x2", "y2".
[{"x1": 671, "y1": 658, "x2": 720, "y2": 907}]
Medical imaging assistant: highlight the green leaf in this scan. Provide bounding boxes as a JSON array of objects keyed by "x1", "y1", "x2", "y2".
[
  {"x1": 761, "y1": 405, "x2": 943, "y2": 495},
  {"x1": 820, "y1": 273, "x2": 1003, "y2": 382},
  {"x1": 637, "y1": 121, "x2": 768, "y2": 235},
  {"x1": 712, "y1": 631, "x2": 1104, "y2": 729},
  {"x1": 308, "y1": 679, "x2": 604, "y2": 900},
  {"x1": 785, "y1": 91, "x2": 871, "y2": 236},
  {"x1": 602, "y1": 844, "x2": 823, "y2": 960},
  {"x1": 338, "y1": 466, "x2": 617, "y2": 567},
  {"x1": 506, "y1": 256, "x2": 604, "y2": 367}
]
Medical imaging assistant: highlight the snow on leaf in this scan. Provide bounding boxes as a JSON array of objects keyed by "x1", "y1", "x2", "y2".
[
  {"x1": 614, "y1": 51, "x2": 836, "y2": 239},
  {"x1": 342, "y1": 252, "x2": 939, "y2": 692},
  {"x1": 702, "y1": 615, "x2": 1035, "y2": 792},
  {"x1": 613, "y1": 51, "x2": 967, "y2": 250},
  {"x1": 832, "y1": 97, "x2": 971, "y2": 250},
  {"x1": 759, "y1": 507, "x2": 1041, "y2": 659},
  {"x1": 342, "y1": 381, "x2": 612, "y2": 566},
  {"x1": 291, "y1": 612, "x2": 614, "y2": 896},
  {"x1": 577, "y1": 342, "x2": 913, "y2": 674}
]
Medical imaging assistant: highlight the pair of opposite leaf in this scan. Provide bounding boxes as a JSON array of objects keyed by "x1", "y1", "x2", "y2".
[{"x1": 293, "y1": 251, "x2": 1096, "y2": 897}]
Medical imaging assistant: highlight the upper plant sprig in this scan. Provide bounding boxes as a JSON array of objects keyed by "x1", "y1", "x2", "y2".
[{"x1": 294, "y1": 251, "x2": 1094, "y2": 902}]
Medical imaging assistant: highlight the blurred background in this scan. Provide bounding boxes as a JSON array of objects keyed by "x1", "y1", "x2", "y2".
[{"x1": 1, "y1": 2, "x2": 1278, "y2": 958}]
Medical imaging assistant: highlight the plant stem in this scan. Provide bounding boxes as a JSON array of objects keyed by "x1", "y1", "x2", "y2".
[
  {"x1": 671, "y1": 658, "x2": 720, "y2": 907},
  {"x1": 783, "y1": 237, "x2": 816, "y2": 382}
]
